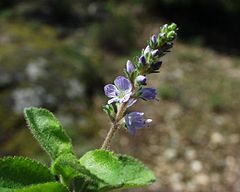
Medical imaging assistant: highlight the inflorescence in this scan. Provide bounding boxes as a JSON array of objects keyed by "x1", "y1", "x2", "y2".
[{"x1": 102, "y1": 23, "x2": 178, "y2": 149}]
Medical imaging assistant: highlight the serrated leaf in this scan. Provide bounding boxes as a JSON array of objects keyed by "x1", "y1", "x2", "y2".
[
  {"x1": 0, "y1": 156, "x2": 55, "y2": 189},
  {"x1": 0, "y1": 182, "x2": 68, "y2": 192},
  {"x1": 79, "y1": 150, "x2": 155, "y2": 190},
  {"x1": 24, "y1": 107, "x2": 74, "y2": 160}
]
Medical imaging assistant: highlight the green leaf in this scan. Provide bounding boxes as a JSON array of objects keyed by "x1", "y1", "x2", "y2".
[
  {"x1": 79, "y1": 150, "x2": 156, "y2": 190},
  {"x1": 24, "y1": 107, "x2": 74, "y2": 160},
  {"x1": 51, "y1": 153, "x2": 105, "y2": 191},
  {"x1": 0, "y1": 182, "x2": 68, "y2": 192},
  {"x1": 0, "y1": 156, "x2": 55, "y2": 189}
]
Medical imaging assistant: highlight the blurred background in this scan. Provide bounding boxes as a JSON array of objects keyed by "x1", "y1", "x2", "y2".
[{"x1": 0, "y1": 0, "x2": 240, "y2": 191}]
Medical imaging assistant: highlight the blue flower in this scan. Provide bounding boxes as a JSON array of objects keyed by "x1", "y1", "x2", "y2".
[
  {"x1": 125, "y1": 112, "x2": 152, "y2": 135},
  {"x1": 140, "y1": 88, "x2": 156, "y2": 100},
  {"x1": 104, "y1": 76, "x2": 132, "y2": 104},
  {"x1": 126, "y1": 60, "x2": 135, "y2": 74}
]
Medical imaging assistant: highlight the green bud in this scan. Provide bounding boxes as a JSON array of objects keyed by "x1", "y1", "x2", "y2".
[
  {"x1": 167, "y1": 31, "x2": 176, "y2": 41},
  {"x1": 160, "y1": 24, "x2": 168, "y2": 33},
  {"x1": 103, "y1": 104, "x2": 115, "y2": 121},
  {"x1": 168, "y1": 23, "x2": 177, "y2": 31}
]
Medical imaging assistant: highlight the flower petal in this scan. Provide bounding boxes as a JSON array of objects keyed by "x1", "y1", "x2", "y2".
[
  {"x1": 125, "y1": 112, "x2": 146, "y2": 135},
  {"x1": 104, "y1": 84, "x2": 118, "y2": 98},
  {"x1": 114, "y1": 76, "x2": 132, "y2": 92},
  {"x1": 108, "y1": 97, "x2": 119, "y2": 104}
]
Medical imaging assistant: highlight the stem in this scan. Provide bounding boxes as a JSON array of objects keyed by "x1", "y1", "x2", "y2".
[
  {"x1": 101, "y1": 122, "x2": 118, "y2": 150},
  {"x1": 101, "y1": 102, "x2": 127, "y2": 150}
]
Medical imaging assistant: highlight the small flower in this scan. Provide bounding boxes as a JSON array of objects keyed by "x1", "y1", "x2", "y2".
[
  {"x1": 140, "y1": 88, "x2": 156, "y2": 100},
  {"x1": 144, "y1": 45, "x2": 151, "y2": 55},
  {"x1": 136, "y1": 75, "x2": 147, "y2": 85},
  {"x1": 151, "y1": 34, "x2": 157, "y2": 44},
  {"x1": 126, "y1": 60, "x2": 135, "y2": 74},
  {"x1": 104, "y1": 76, "x2": 132, "y2": 104},
  {"x1": 152, "y1": 61, "x2": 162, "y2": 70},
  {"x1": 125, "y1": 112, "x2": 152, "y2": 135},
  {"x1": 139, "y1": 55, "x2": 146, "y2": 65}
]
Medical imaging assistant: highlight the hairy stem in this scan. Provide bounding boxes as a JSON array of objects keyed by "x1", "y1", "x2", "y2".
[
  {"x1": 101, "y1": 123, "x2": 118, "y2": 150},
  {"x1": 101, "y1": 102, "x2": 127, "y2": 150}
]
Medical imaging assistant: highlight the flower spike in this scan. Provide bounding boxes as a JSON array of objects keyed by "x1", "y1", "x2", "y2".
[{"x1": 102, "y1": 23, "x2": 177, "y2": 149}]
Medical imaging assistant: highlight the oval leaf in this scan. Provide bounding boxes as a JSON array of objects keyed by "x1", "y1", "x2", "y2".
[
  {"x1": 24, "y1": 107, "x2": 73, "y2": 160},
  {"x1": 79, "y1": 150, "x2": 156, "y2": 190},
  {"x1": 0, "y1": 156, "x2": 55, "y2": 189}
]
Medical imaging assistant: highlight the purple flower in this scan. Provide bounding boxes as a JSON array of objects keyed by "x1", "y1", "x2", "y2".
[
  {"x1": 140, "y1": 88, "x2": 156, "y2": 100},
  {"x1": 126, "y1": 60, "x2": 135, "y2": 74},
  {"x1": 125, "y1": 112, "x2": 152, "y2": 135},
  {"x1": 151, "y1": 34, "x2": 157, "y2": 44},
  {"x1": 136, "y1": 75, "x2": 147, "y2": 85},
  {"x1": 104, "y1": 76, "x2": 132, "y2": 104},
  {"x1": 152, "y1": 61, "x2": 162, "y2": 70},
  {"x1": 139, "y1": 55, "x2": 146, "y2": 65}
]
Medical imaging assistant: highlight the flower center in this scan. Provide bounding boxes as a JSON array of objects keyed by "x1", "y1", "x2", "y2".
[{"x1": 118, "y1": 91, "x2": 125, "y2": 99}]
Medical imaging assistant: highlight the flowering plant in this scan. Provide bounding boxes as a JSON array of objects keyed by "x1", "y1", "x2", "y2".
[{"x1": 0, "y1": 23, "x2": 177, "y2": 192}]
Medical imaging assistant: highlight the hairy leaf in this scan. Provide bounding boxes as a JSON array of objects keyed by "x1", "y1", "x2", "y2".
[
  {"x1": 51, "y1": 153, "x2": 106, "y2": 191},
  {"x1": 0, "y1": 156, "x2": 55, "y2": 189},
  {"x1": 24, "y1": 107, "x2": 73, "y2": 160},
  {"x1": 0, "y1": 182, "x2": 68, "y2": 192},
  {"x1": 79, "y1": 150, "x2": 156, "y2": 190}
]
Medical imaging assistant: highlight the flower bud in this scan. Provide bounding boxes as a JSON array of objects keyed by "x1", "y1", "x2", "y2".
[
  {"x1": 140, "y1": 88, "x2": 156, "y2": 100},
  {"x1": 152, "y1": 61, "x2": 162, "y2": 70},
  {"x1": 139, "y1": 55, "x2": 146, "y2": 65},
  {"x1": 136, "y1": 75, "x2": 147, "y2": 85},
  {"x1": 144, "y1": 45, "x2": 151, "y2": 55},
  {"x1": 151, "y1": 34, "x2": 157, "y2": 44},
  {"x1": 151, "y1": 49, "x2": 159, "y2": 57},
  {"x1": 126, "y1": 60, "x2": 135, "y2": 73},
  {"x1": 167, "y1": 31, "x2": 176, "y2": 41},
  {"x1": 164, "y1": 42, "x2": 173, "y2": 50},
  {"x1": 168, "y1": 23, "x2": 177, "y2": 31}
]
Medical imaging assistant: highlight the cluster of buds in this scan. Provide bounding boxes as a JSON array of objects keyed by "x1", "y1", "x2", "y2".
[{"x1": 102, "y1": 23, "x2": 178, "y2": 149}]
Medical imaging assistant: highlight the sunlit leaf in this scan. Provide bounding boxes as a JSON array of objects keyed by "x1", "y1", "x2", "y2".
[
  {"x1": 0, "y1": 156, "x2": 55, "y2": 189},
  {"x1": 24, "y1": 107, "x2": 74, "y2": 160},
  {"x1": 79, "y1": 149, "x2": 155, "y2": 190}
]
